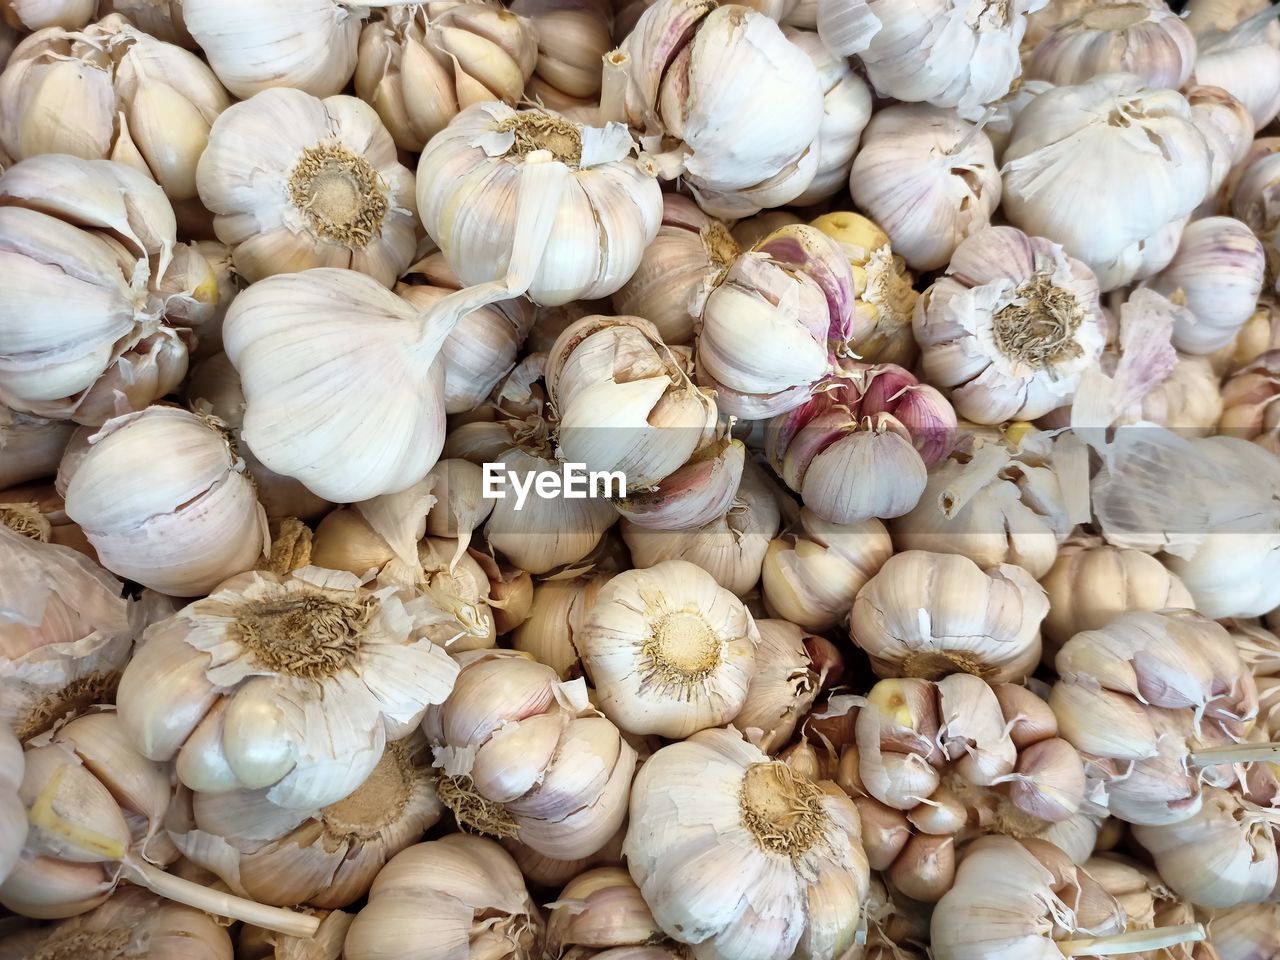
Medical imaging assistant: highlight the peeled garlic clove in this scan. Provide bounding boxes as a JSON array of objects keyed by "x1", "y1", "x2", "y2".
[{"x1": 1028, "y1": 4, "x2": 1197, "y2": 89}]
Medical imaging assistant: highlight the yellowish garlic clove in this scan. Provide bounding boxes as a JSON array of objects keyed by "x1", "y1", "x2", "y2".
[
  {"x1": 1028, "y1": 3, "x2": 1197, "y2": 89},
  {"x1": 888, "y1": 833, "x2": 955, "y2": 904},
  {"x1": 511, "y1": 573, "x2": 607, "y2": 678},
  {"x1": 780, "y1": 738, "x2": 832, "y2": 782}
]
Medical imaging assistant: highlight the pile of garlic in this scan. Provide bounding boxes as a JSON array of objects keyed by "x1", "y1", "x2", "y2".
[{"x1": 4, "y1": 0, "x2": 1280, "y2": 956}]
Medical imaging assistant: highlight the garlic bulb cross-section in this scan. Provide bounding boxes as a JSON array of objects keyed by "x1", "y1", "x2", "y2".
[
  {"x1": 197, "y1": 87, "x2": 417, "y2": 287},
  {"x1": 577, "y1": 560, "x2": 760, "y2": 738}
]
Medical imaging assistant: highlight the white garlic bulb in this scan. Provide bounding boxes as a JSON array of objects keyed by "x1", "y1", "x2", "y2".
[
  {"x1": 576, "y1": 560, "x2": 760, "y2": 738},
  {"x1": 183, "y1": 0, "x2": 368, "y2": 98},
  {"x1": 1002, "y1": 74, "x2": 1213, "y2": 287},
  {"x1": 624, "y1": 727, "x2": 871, "y2": 960},
  {"x1": 355, "y1": 2, "x2": 538, "y2": 153},
  {"x1": 61, "y1": 406, "x2": 268, "y2": 597},
  {"x1": 850, "y1": 550, "x2": 1049, "y2": 683},
  {"x1": 0, "y1": 15, "x2": 231, "y2": 202},
  {"x1": 197, "y1": 88, "x2": 417, "y2": 287},
  {"x1": 0, "y1": 0, "x2": 93, "y2": 31},
  {"x1": 915, "y1": 226, "x2": 1106, "y2": 423},
  {"x1": 545, "y1": 867, "x2": 674, "y2": 958},
  {"x1": 849, "y1": 104, "x2": 1001, "y2": 272},
  {"x1": 817, "y1": 0, "x2": 1042, "y2": 113},
  {"x1": 344, "y1": 835, "x2": 542, "y2": 960},
  {"x1": 116, "y1": 566, "x2": 461, "y2": 810},
  {"x1": 1028, "y1": 4, "x2": 1197, "y2": 89},
  {"x1": 99, "y1": 0, "x2": 194, "y2": 47},
  {"x1": 1188, "y1": 84, "x2": 1256, "y2": 200},
  {"x1": 417, "y1": 102, "x2": 661, "y2": 308},
  {"x1": 615, "y1": 0, "x2": 825, "y2": 217},
  {"x1": 424, "y1": 650, "x2": 636, "y2": 860},
  {"x1": 1193, "y1": 5, "x2": 1280, "y2": 130},
  {"x1": 0, "y1": 407, "x2": 73, "y2": 489},
  {"x1": 1210, "y1": 902, "x2": 1280, "y2": 960}
]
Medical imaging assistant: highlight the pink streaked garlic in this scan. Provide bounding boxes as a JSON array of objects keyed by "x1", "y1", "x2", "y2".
[
  {"x1": 614, "y1": 437, "x2": 746, "y2": 532},
  {"x1": 1188, "y1": 85, "x2": 1256, "y2": 200},
  {"x1": 1192, "y1": 4, "x2": 1280, "y2": 130},
  {"x1": 1220, "y1": 350, "x2": 1280, "y2": 454},
  {"x1": 544, "y1": 867, "x2": 673, "y2": 958},
  {"x1": 1027, "y1": 3, "x2": 1197, "y2": 89},
  {"x1": 915, "y1": 225, "x2": 1107, "y2": 424}
]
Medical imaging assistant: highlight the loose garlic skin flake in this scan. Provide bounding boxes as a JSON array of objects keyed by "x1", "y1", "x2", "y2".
[
  {"x1": 577, "y1": 560, "x2": 760, "y2": 739},
  {"x1": 197, "y1": 88, "x2": 417, "y2": 287},
  {"x1": 624, "y1": 728, "x2": 870, "y2": 960}
]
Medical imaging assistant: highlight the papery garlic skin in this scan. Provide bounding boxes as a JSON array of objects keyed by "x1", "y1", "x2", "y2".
[
  {"x1": 0, "y1": 723, "x2": 25, "y2": 884},
  {"x1": 198, "y1": 88, "x2": 417, "y2": 287},
  {"x1": 577, "y1": 560, "x2": 759, "y2": 739},
  {"x1": 513, "y1": 0, "x2": 612, "y2": 110},
  {"x1": 733, "y1": 619, "x2": 821, "y2": 754},
  {"x1": 62, "y1": 406, "x2": 268, "y2": 597},
  {"x1": 1027, "y1": 4, "x2": 1197, "y2": 89},
  {"x1": 850, "y1": 105, "x2": 1001, "y2": 272},
  {"x1": 116, "y1": 566, "x2": 461, "y2": 811},
  {"x1": 1002, "y1": 74, "x2": 1213, "y2": 288},
  {"x1": 1148, "y1": 216, "x2": 1267, "y2": 355},
  {"x1": 850, "y1": 550, "x2": 1049, "y2": 683},
  {"x1": 355, "y1": 2, "x2": 538, "y2": 153},
  {"x1": 183, "y1": 0, "x2": 366, "y2": 98},
  {"x1": 0, "y1": 15, "x2": 231, "y2": 201},
  {"x1": 617, "y1": 0, "x2": 825, "y2": 218},
  {"x1": 625, "y1": 727, "x2": 871, "y2": 960},
  {"x1": 0, "y1": 407, "x2": 73, "y2": 489},
  {"x1": 916, "y1": 226, "x2": 1106, "y2": 423},
  {"x1": 1210, "y1": 902, "x2": 1280, "y2": 960},
  {"x1": 417, "y1": 102, "x2": 661, "y2": 307}
]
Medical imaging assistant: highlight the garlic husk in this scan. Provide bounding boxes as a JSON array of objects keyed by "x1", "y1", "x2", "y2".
[
  {"x1": 425, "y1": 650, "x2": 636, "y2": 860},
  {"x1": 611, "y1": 194, "x2": 738, "y2": 347},
  {"x1": 197, "y1": 87, "x2": 417, "y2": 288},
  {"x1": 761, "y1": 512, "x2": 891, "y2": 632},
  {"x1": 1188, "y1": 85, "x2": 1256, "y2": 201},
  {"x1": 1107, "y1": 351, "x2": 1225, "y2": 435},
  {"x1": 417, "y1": 102, "x2": 661, "y2": 307},
  {"x1": 0, "y1": 407, "x2": 73, "y2": 489},
  {"x1": 1040, "y1": 540, "x2": 1194, "y2": 659},
  {"x1": 624, "y1": 727, "x2": 870, "y2": 960},
  {"x1": 1147, "y1": 216, "x2": 1267, "y2": 355},
  {"x1": 61, "y1": 406, "x2": 268, "y2": 597},
  {"x1": 1220, "y1": 350, "x2": 1280, "y2": 453},
  {"x1": 355, "y1": 2, "x2": 538, "y2": 153},
  {"x1": 622, "y1": 458, "x2": 782, "y2": 597},
  {"x1": 116, "y1": 566, "x2": 461, "y2": 811},
  {"x1": 398, "y1": 254, "x2": 535, "y2": 415},
  {"x1": 733, "y1": 619, "x2": 822, "y2": 755},
  {"x1": 545, "y1": 866, "x2": 669, "y2": 956},
  {"x1": 1002, "y1": 74, "x2": 1213, "y2": 286},
  {"x1": 576, "y1": 560, "x2": 759, "y2": 738},
  {"x1": 239, "y1": 909, "x2": 353, "y2": 960},
  {"x1": 514, "y1": 0, "x2": 613, "y2": 110},
  {"x1": 511, "y1": 572, "x2": 608, "y2": 677},
  {"x1": 810, "y1": 212, "x2": 919, "y2": 367},
  {"x1": 1209, "y1": 902, "x2": 1280, "y2": 960},
  {"x1": 850, "y1": 550, "x2": 1048, "y2": 683},
  {"x1": 0, "y1": 723, "x2": 26, "y2": 884},
  {"x1": 0, "y1": 155, "x2": 207, "y2": 424},
  {"x1": 0, "y1": 15, "x2": 231, "y2": 201},
  {"x1": 849, "y1": 104, "x2": 1001, "y2": 272},
  {"x1": 0, "y1": 0, "x2": 94, "y2": 30},
  {"x1": 222, "y1": 268, "x2": 454, "y2": 504},
  {"x1": 1193, "y1": 5, "x2": 1280, "y2": 130},
  {"x1": 1027, "y1": 3, "x2": 1197, "y2": 89},
  {"x1": 783, "y1": 27, "x2": 871, "y2": 206},
  {"x1": 182, "y1": 0, "x2": 367, "y2": 98},
  {"x1": 957, "y1": 78, "x2": 1055, "y2": 162},
  {"x1": 99, "y1": 0, "x2": 193, "y2": 47},
  {"x1": 614, "y1": 436, "x2": 745, "y2": 531},
  {"x1": 169, "y1": 732, "x2": 442, "y2": 909},
  {"x1": 915, "y1": 225, "x2": 1107, "y2": 423},
  {"x1": 614, "y1": 0, "x2": 825, "y2": 217},
  {"x1": 344, "y1": 834, "x2": 542, "y2": 960}
]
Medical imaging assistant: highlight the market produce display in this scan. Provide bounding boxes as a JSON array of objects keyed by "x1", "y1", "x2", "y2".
[{"x1": 3, "y1": 0, "x2": 1280, "y2": 956}]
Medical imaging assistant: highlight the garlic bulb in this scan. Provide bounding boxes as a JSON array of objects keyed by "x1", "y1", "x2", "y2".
[
  {"x1": 425, "y1": 650, "x2": 635, "y2": 859},
  {"x1": 545, "y1": 867, "x2": 675, "y2": 958},
  {"x1": 1230, "y1": 148, "x2": 1280, "y2": 281},
  {"x1": 612, "y1": 194, "x2": 738, "y2": 346},
  {"x1": 1051, "y1": 609, "x2": 1259, "y2": 826},
  {"x1": 733, "y1": 619, "x2": 823, "y2": 754},
  {"x1": 1085, "y1": 856, "x2": 1206, "y2": 960},
  {"x1": 696, "y1": 224, "x2": 854, "y2": 418},
  {"x1": 355, "y1": 2, "x2": 538, "y2": 153},
  {"x1": 169, "y1": 732, "x2": 442, "y2": 909},
  {"x1": 398, "y1": 255, "x2": 534, "y2": 415},
  {"x1": 850, "y1": 550, "x2": 1049, "y2": 683},
  {"x1": 762, "y1": 509, "x2": 892, "y2": 632},
  {"x1": 892, "y1": 425, "x2": 1079, "y2": 580},
  {"x1": 0, "y1": 0, "x2": 93, "y2": 31},
  {"x1": 0, "y1": 15, "x2": 231, "y2": 202},
  {"x1": 503, "y1": 821, "x2": 626, "y2": 891},
  {"x1": 417, "y1": 102, "x2": 661, "y2": 308},
  {"x1": 0, "y1": 407, "x2": 73, "y2": 489},
  {"x1": 1147, "y1": 216, "x2": 1266, "y2": 355},
  {"x1": 783, "y1": 27, "x2": 871, "y2": 206},
  {"x1": 514, "y1": 0, "x2": 613, "y2": 110},
  {"x1": 0, "y1": 723, "x2": 24, "y2": 884},
  {"x1": 1002, "y1": 74, "x2": 1212, "y2": 287},
  {"x1": 1221, "y1": 350, "x2": 1280, "y2": 453},
  {"x1": 1188, "y1": 85, "x2": 1256, "y2": 200},
  {"x1": 1108, "y1": 351, "x2": 1225, "y2": 436},
  {"x1": 511, "y1": 572, "x2": 608, "y2": 677},
  {"x1": 614, "y1": 0, "x2": 825, "y2": 217},
  {"x1": 624, "y1": 727, "x2": 870, "y2": 960},
  {"x1": 849, "y1": 105, "x2": 1001, "y2": 272},
  {"x1": 1193, "y1": 5, "x2": 1280, "y2": 130},
  {"x1": 344, "y1": 835, "x2": 542, "y2": 960},
  {"x1": 62, "y1": 406, "x2": 268, "y2": 597},
  {"x1": 1040, "y1": 540, "x2": 1194, "y2": 658},
  {"x1": 1210, "y1": 902, "x2": 1280, "y2": 960},
  {"x1": 1027, "y1": 4, "x2": 1197, "y2": 89},
  {"x1": 915, "y1": 226, "x2": 1106, "y2": 423},
  {"x1": 197, "y1": 88, "x2": 416, "y2": 287},
  {"x1": 810, "y1": 212, "x2": 919, "y2": 367},
  {"x1": 0, "y1": 155, "x2": 210, "y2": 424},
  {"x1": 576, "y1": 561, "x2": 759, "y2": 738},
  {"x1": 116, "y1": 566, "x2": 461, "y2": 810},
  {"x1": 183, "y1": 0, "x2": 368, "y2": 98}
]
